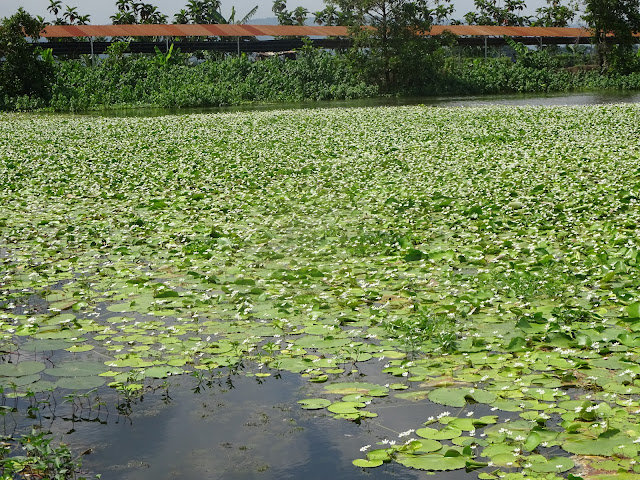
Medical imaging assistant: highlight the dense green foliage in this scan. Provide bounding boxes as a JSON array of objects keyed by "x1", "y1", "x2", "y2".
[
  {"x1": 48, "y1": 46, "x2": 376, "y2": 110},
  {"x1": 319, "y1": 0, "x2": 453, "y2": 89},
  {"x1": 0, "y1": 9, "x2": 54, "y2": 110},
  {"x1": 582, "y1": 0, "x2": 640, "y2": 71},
  {"x1": 10, "y1": 48, "x2": 640, "y2": 112}
]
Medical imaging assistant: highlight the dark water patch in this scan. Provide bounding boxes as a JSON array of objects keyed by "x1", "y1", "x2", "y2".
[
  {"x1": 69, "y1": 372, "x2": 429, "y2": 480},
  {"x1": 45, "y1": 91, "x2": 640, "y2": 119}
]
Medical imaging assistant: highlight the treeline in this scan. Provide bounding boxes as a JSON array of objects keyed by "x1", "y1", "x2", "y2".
[{"x1": 1, "y1": 0, "x2": 640, "y2": 111}]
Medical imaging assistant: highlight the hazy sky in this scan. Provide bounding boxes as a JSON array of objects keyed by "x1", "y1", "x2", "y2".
[{"x1": 2, "y1": 0, "x2": 565, "y2": 24}]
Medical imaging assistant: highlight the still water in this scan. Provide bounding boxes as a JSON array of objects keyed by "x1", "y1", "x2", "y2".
[
  {"x1": 46, "y1": 363, "x2": 465, "y2": 480},
  {"x1": 87, "y1": 90, "x2": 640, "y2": 117}
]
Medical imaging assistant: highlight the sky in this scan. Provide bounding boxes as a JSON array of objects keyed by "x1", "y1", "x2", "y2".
[{"x1": 2, "y1": 0, "x2": 565, "y2": 25}]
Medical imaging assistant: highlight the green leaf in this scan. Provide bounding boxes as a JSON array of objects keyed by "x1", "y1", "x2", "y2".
[
  {"x1": 0, "y1": 361, "x2": 46, "y2": 377},
  {"x1": 396, "y1": 454, "x2": 467, "y2": 471},
  {"x1": 353, "y1": 459, "x2": 383, "y2": 468},
  {"x1": 627, "y1": 302, "x2": 640, "y2": 318},
  {"x1": 416, "y1": 426, "x2": 463, "y2": 440},
  {"x1": 523, "y1": 431, "x2": 542, "y2": 452},
  {"x1": 297, "y1": 398, "x2": 331, "y2": 410},
  {"x1": 44, "y1": 361, "x2": 107, "y2": 377}
]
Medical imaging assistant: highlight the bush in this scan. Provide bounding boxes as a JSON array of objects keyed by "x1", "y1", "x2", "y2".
[
  {"x1": 0, "y1": 9, "x2": 54, "y2": 104},
  {"x1": 47, "y1": 48, "x2": 377, "y2": 111}
]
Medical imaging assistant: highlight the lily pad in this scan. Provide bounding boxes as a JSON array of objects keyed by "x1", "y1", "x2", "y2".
[
  {"x1": 297, "y1": 398, "x2": 332, "y2": 410},
  {"x1": 45, "y1": 361, "x2": 108, "y2": 377},
  {"x1": 56, "y1": 376, "x2": 106, "y2": 390},
  {"x1": 0, "y1": 361, "x2": 46, "y2": 377},
  {"x1": 353, "y1": 459, "x2": 383, "y2": 468},
  {"x1": 428, "y1": 387, "x2": 497, "y2": 407},
  {"x1": 396, "y1": 454, "x2": 467, "y2": 471}
]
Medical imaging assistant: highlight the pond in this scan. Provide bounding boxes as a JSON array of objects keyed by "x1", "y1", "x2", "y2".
[
  {"x1": 69, "y1": 90, "x2": 640, "y2": 117},
  {"x1": 2, "y1": 101, "x2": 640, "y2": 479}
]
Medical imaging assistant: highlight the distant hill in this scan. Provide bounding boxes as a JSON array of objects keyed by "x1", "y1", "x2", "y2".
[{"x1": 247, "y1": 17, "x2": 279, "y2": 25}]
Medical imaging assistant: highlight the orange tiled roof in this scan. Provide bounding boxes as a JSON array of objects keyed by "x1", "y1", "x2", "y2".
[{"x1": 40, "y1": 24, "x2": 600, "y2": 38}]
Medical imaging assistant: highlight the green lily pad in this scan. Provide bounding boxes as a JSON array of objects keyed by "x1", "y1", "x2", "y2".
[
  {"x1": 0, "y1": 361, "x2": 46, "y2": 377},
  {"x1": 0, "y1": 374, "x2": 41, "y2": 388},
  {"x1": 562, "y1": 432, "x2": 636, "y2": 456},
  {"x1": 353, "y1": 459, "x2": 383, "y2": 468},
  {"x1": 45, "y1": 361, "x2": 108, "y2": 377},
  {"x1": 324, "y1": 382, "x2": 388, "y2": 396},
  {"x1": 297, "y1": 398, "x2": 332, "y2": 410},
  {"x1": 416, "y1": 426, "x2": 463, "y2": 440},
  {"x1": 527, "y1": 456, "x2": 574, "y2": 473},
  {"x1": 20, "y1": 339, "x2": 70, "y2": 352},
  {"x1": 396, "y1": 454, "x2": 467, "y2": 471},
  {"x1": 65, "y1": 344, "x2": 95, "y2": 353},
  {"x1": 428, "y1": 387, "x2": 497, "y2": 407},
  {"x1": 143, "y1": 366, "x2": 185, "y2": 379},
  {"x1": 327, "y1": 401, "x2": 365, "y2": 414},
  {"x1": 56, "y1": 376, "x2": 106, "y2": 390}
]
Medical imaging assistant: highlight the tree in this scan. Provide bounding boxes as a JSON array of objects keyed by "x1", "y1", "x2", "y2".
[
  {"x1": 62, "y1": 5, "x2": 78, "y2": 24},
  {"x1": 326, "y1": 0, "x2": 453, "y2": 89},
  {"x1": 111, "y1": 0, "x2": 168, "y2": 24},
  {"x1": 174, "y1": 8, "x2": 190, "y2": 23},
  {"x1": 464, "y1": 0, "x2": 530, "y2": 26},
  {"x1": 292, "y1": 6, "x2": 309, "y2": 25},
  {"x1": 175, "y1": 3, "x2": 257, "y2": 24},
  {"x1": 273, "y1": 0, "x2": 294, "y2": 25},
  {"x1": 582, "y1": 0, "x2": 640, "y2": 71},
  {"x1": 76, "y1": 14, "x2": 91, "y2": 25},
  {"x1": 314, "y1": 5, "x2": 340, "y2": 25},
  {"x1": 533, "y1": 0, "x2": 577, "y2": 27},
  {"x1": 183, "y1": 0, "x2": 224, "y2": 23},
  {"x1": 46, "y1": 2, "x2": 90, "y2": 26},
  {"x1": 0, "y1": 9, "x2": 54, "y2": 105},
  {"x1": 47, "y1": 0, "x2": 62, "y2": 17},
  {"x1": 227, "y1": 5, "x2": 259, "y2": 24}
]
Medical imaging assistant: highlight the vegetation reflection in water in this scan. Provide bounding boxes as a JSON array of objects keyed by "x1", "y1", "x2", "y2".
[{"x1": 2, "y1": 104, "x2": 640, "y2": 479}]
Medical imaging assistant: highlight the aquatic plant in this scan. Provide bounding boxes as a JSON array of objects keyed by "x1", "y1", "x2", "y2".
[{"x1": 2, "y1": 104, "x2": 640, "y2": 477}]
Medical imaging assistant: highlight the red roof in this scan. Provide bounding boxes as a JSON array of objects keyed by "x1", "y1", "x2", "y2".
[
  {"x1": 40, "y1": 24, "x2": 351, "y2": 38},
  {"x1": 40, "y1": 24, "x2": 637, "y2": 39}
]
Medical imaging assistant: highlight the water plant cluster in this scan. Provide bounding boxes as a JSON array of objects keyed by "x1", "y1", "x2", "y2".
[{"x1": 1, "y1": 104, "x2": 640, "y2": 478}]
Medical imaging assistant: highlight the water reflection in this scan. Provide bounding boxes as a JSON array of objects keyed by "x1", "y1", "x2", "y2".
[
  {"x1": 72, "y1": 372, "x2": 426, "y2": 480},
  {"x1": 81, "y1": 91, "x2": 640, "y2": 118}
]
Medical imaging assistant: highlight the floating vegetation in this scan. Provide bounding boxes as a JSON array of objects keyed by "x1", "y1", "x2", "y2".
[{"x1": 2, "y1": 104, "x2": 640, "y2": 478}]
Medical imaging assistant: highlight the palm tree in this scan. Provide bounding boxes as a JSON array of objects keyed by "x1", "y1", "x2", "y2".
[
  {"x1": 236, "y1": 5, "x2": 258, "y2": 24},
  {"x1": 224, "y1": 5, "x2": 259, "y2": 49},
  {"x1": 63, "y1": 5, "x2": 78, "y2": 24},
  {"x1": 314, "y1": 5, "x2": 338, "y2": 25},
  {"x1": 202, "y1": 0, "x2": 224, "y2": 23},
  {"x1": 111, "y1": 10, "x2": 136, "y2": 24},
  {"x1": 47, "y1": 0, "x2": 62, "y2": 17},
  {"x1": 273, "y1": 0, "x2": 293, "y2": 25},
  {"x1": 76, "y1": 14, "x2": 91, "y2": 25},
  {"x1": 221, "y1": 5, "x2": 258, "y2": 24},
  {"x1": 138, "y1": 3, "x2": 154, "y2": 22},
  {"x1": 174, "y1": 8, "x2": 190, "y2": 23},
  {"x1": 187, "y1": 0, "x2": 204, "y2": 22},
  {"x1": 150, "y1": 11, "x2": 168, "y2": 24},
  {"x1": 115, "y1": 0, "x2": 132, "y2": 12},
  {"x1": 292, "y1": 6, "x2": 308, "y2": 25}
]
